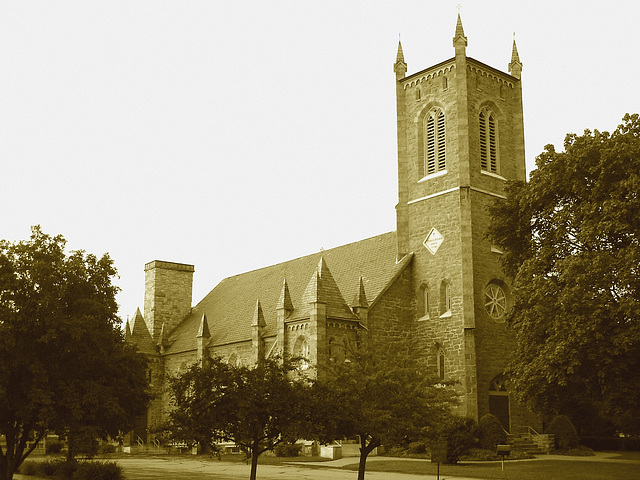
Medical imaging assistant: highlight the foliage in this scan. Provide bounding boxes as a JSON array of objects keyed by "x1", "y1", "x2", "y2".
[
  {"x1": 560, "y1": 446, "x2": 595, "y2": 456},
  {"x1": 45, "y1": 440, "x2": 64, "y2": 455},
  {"x1": 432, "y1": 416, "x2": 478, "y2": 464},
  {"x1": 580, "y1": 435, "x2": 640, "y2": 452},
  {"x1": 273, "y1": 443, "x2": 302, "y2": 457},
  {"x1": 487, "y1": 114, "x2": 640, "y2": 434},
  {"x1": 0, "y1": 226, "x2": 151, "y2": 478},
  {"x1": 164, "y1": 356, "x2": 310, "y2": 480},
  {"x1": 310, "y1": 338, "x2": 459, "y2": 479},
  {"x1": 546, "y1": 415, "x2": 580, "y2": 450},
  {"x1": 20, "y1": 459, "x2": 123, "y2": 480},
  {"x1": 477, "y1": 413, "x2": 507, "y2": 450},
  {"x1": 407, "y1": 441, "x2": 427, "y2": 454}
]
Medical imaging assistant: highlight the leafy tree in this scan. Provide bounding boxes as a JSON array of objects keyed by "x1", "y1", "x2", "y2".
[
  {"x1": 545, "y1": 415, "x2": 579, "y2": 450},
  {"x1": 488, "y1": 114, "x2": 640, "y2": 434},
  {"x1": 0, "y1": 226, "x2": 150, "y2": 479},
  {"x1": 312, "y1": 339, "x2": 458, "y2": 480},
  {"x1": 477, "y1": 414, "x2": 507, "y2": 451},
  {"x1": 164, "y1": 356, "x2": 310, "y2": 480},
  {"x1": 432, "y1": 416, "x2": 477, "y2": 464}
]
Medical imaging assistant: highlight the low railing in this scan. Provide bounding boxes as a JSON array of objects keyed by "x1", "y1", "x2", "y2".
[{"x1": 510, "y1": 426, "x2": 554, "y2": 453}]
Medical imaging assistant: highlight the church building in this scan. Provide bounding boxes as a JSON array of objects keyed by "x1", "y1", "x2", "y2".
[{"x1": 126, "y1": 14, "x2": 539, "y2": 443}]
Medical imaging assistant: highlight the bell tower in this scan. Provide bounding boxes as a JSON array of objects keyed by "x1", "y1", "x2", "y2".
[{"x1": 394, "y1": 14, "x2": 528, "y2": 428}]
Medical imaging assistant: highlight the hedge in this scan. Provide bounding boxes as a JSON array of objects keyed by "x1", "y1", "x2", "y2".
[{"x1": 581, "y1": 436, "x2": 640, "y2": 451}]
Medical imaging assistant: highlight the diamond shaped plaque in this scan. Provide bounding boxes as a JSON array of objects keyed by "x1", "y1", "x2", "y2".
[{"x1": 423, "y1": 228, "x2": 444, "y2": 255}]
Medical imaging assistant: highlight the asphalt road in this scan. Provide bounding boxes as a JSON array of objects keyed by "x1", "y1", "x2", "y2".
[{"x1": 111, "y1": 456, "x2": 478, "y2": 480}]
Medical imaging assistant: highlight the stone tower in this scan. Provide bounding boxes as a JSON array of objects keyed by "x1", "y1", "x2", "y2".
[
  {"x1": 144, "y1": 260, "x2": 195, "y2": 341},
  {"x1": 394, "y1": 15, "x2": 528, "y2": 429}
]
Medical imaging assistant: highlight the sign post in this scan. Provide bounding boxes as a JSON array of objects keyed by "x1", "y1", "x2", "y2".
[
  {"x1": 497, "y1": 444, "x2": 511, "y2": 472},
  {"x1": 430, "y1": 441, "x2": 447, "y2": 480}
]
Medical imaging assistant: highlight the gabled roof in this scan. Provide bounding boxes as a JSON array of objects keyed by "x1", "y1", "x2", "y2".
[{"x1": 165, "y1": 231, "x2": 409, "y2": 354}]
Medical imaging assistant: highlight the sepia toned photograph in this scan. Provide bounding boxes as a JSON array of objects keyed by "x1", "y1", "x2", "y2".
[{"x1": 1, "y1": 2, "x2": 639, "y2": 479}]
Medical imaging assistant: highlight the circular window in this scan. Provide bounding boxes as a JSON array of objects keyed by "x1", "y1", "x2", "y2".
[{"x1": 484, "y1": 283, "x2": 507, "y2": 320}]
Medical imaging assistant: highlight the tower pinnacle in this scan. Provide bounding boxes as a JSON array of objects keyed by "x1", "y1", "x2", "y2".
[
  {"x1": 453, "y1": 13, "x2": 468, "y2": 48},
  {"x1": 394, "y1": 39, "x2": 407, "y2": 79},
  {"x1": 508, "y1": 35, "x2": 523, "y2": 79}
]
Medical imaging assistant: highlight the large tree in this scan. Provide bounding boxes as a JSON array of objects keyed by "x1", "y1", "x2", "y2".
[
  {"x1": 488, "y1": 114, "x2": 640, "y2": 434},
  {"x1": 0, "y1": 227, "x2": 150, "y2": 479},
  {"x1": 165, "y1": 356, "x2": 310, "y2": 480},
  {"x1": 312, "y1": 339, "x2": 458, "y2": 480}
]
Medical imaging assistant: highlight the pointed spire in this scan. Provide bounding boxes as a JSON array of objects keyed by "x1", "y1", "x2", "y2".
[
  {"x1": 452, "y1": 13, "x2": 468, "y2": 49},
  {"x1": 508, "y1": 34, "x2": 523, "y2": 79},
  {"x1": 125, "y1": 318, "x2": 132, "y2": 340},
  {"x1": 197, "y1": 313, "x2": 211, "y2": 338},
  {"x1": 396, "y1": 39, "x2": 405, "y2": 64},
  {"x1": 351, "y1": 276, "x2": 368, "y2": 309},
  {"x1": 130, "y1": 307, "x2": 149, "y2": 337},
  {"x1": 157, "y1": 322, "x2": 170, "y2": 348},
  {"x1": 276, "y1": 278, "x2": 294, "y2": 313},
  {"x1": 251, "y1": 299, "x2": 266, "y2": 328},
  {"x1": 394, "y1": 36, "x2": 407, "y2": 79},
  {"x1": 300, "y1": 257, "x2": 357, "y2": 320}
]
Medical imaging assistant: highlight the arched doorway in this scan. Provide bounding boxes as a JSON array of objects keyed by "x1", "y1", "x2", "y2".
[{"x1": 488, "y1": 373, "x2": 510, "y2": 432}]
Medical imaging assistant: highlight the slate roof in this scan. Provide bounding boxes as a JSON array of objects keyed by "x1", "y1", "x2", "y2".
[{"x1": 165, "y1": 231, "x2": 411, "y2": 355}]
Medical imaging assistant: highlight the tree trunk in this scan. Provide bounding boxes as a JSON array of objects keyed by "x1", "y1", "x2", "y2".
[
  {"x1": 357, "y1": 435, "x2": 380, "y2": 480},
  {"x1": 249, "y1": 447, "x2": 260, "y2": 480}
]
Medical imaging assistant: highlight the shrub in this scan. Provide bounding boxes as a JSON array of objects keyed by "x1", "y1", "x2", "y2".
[
  {"x1": 41, "y1": 459, "x2": 67, "y2": 477},
  {"x1": 20, "y1": 460, "x2": 122, "y2": 480},
  {"x1": 19, "y1": 461, "x2": 41, "y2": 476},
  {"x1": 407, "y1": 441, "x2": 426, "y2": 454},
  {"x1": 72, "y1": 461, "x2": 124, "y2": 480},
  {"x1": 581, "y1": 436, "x2": 640, "y2": 451},
  {"x1": 434, "y1": 416, "x2": 478, "y2": 464},
  {"x1": 98, "y1": 443, "x2": 117, "y2": 454},
  {"x1": 273, "y1": 443, "x2": 302, "y2": 457},
  {"x1": 477, "y1": 414, "x2": 507, "y2": 450},
  {"x1": 46, "y1": 439, "x2": 65, "y2": 455},
  {"x1": 546, "y1": 415, "x2": 579, "y2": 450}
]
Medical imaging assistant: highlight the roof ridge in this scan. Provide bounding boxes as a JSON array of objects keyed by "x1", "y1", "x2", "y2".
[{"x1": 215, "y1": 231, "x2": 396, "y2": 284}]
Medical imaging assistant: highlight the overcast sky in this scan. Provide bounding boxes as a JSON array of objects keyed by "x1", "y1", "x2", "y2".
[{"x1": 2, "y1": 1, "x2": 638, "y2": 322}]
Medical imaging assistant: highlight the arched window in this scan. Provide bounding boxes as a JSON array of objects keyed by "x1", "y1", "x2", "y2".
[
  {"x1": 293, "y1": 336, "x2": 310, "y2": 370},
  {"x1": 437, "y1": 348, "x2": 445, "y2": 381},
  {"x1": 479, "y1": 108, "x2": 498, "y2": 174},
  {"x1": 439, "y1": 280, "x2": 452, "y2": 318},
  {"x1": 419, "y1": 284, "x2": 430, "y2": 318},
  {"x1": 424, "y1": 108, "x2": 446, "y2": 176}
]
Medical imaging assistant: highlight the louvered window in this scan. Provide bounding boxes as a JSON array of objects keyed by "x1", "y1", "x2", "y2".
[
  {"x1": 480, "y1": 109, "x2": 498, "y2": 173},
  {"x1": 423, "y1": 108, "x2": 446, "y2": 176}
]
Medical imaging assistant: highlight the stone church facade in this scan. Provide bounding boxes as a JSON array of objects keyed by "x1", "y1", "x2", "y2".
[{"x1": 126, "y1": 15, "x2": 539, "y2": 443}]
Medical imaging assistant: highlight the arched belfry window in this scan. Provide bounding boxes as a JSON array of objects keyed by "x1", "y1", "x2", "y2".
[
  {"x1": 424, "y1": 108, "x2": 446, "y2": 176},
  {"x1": 479, "y1": 108, "x2": 498, "y2": 174}
]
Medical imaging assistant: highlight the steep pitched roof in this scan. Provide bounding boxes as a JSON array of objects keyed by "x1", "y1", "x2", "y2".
[
  {"x1": 165, "y1": 231, "x2": 409, "y2": 354},
  {"x1": 294, "y1": 257, "x2": 358, "y2": 321}
]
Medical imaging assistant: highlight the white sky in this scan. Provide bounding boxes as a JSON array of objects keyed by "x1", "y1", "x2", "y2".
[{"x1": 1, "y1": 1, "x2": 638, "y2": 322}]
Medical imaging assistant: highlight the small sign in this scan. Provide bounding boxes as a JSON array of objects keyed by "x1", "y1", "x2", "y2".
[
  {"x1": 423, "y1": 228, "x2": 444, "y2": 255},
  {"x1": 430, "y1": 441, "x2": 447, "y2": 463},
  {"x1": 497, "y1": 445, "x2": 511, "y2": 456}
]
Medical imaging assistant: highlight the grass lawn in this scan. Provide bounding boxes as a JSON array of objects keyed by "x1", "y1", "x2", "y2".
[{"x1": 340, "y1": 454, "x2": 640, "y2": 480}]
